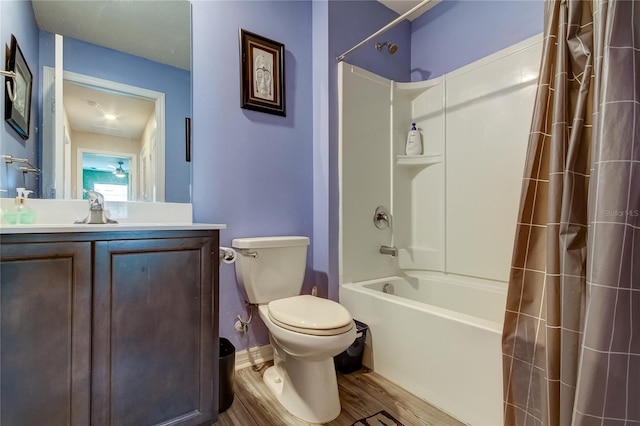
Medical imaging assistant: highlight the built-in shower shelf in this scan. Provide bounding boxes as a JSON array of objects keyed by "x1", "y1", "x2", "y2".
[
  {"x1": 395, "y1": 77, "x2": 443, "y2": 100},
  {"x1": 396, "y1": 154, "x2": 443, "y2": 167}
]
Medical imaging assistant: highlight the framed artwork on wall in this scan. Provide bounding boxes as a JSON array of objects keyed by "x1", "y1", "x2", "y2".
[
  {"x1": 239, "y1": 29, "x2": 286, "y2": 117},
  {"x1": 4, "y1": 34, "x2": 33, "y2": 140}
]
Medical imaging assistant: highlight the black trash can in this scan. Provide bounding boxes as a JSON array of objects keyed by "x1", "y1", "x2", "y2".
[
  {"x1": 219, "y1": 338, "x2": 235, "y2": 412},
  {"x1": 334, "y1": 320, "x2": 368, "y2": 374}
]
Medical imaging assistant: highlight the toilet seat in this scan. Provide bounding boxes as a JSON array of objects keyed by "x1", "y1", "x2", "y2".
[{"x1": 268, "y1": 295, "x2": 353, "y2": 336}]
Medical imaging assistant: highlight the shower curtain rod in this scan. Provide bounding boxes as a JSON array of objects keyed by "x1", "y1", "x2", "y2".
[{"x1": 336, "y1": 0, "x2": 433, "y2": 63}]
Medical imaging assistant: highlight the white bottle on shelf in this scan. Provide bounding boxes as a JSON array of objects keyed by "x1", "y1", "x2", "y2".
[{"x1": 405, "y1": 122, "x2": 422, "y2": 156}]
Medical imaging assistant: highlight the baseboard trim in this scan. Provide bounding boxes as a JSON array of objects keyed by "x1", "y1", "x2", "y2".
[{"x1": 234, "y1": 344, "x2": 273, "y2": 370}]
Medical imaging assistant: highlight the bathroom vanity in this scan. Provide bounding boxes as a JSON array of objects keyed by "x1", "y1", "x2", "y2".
[{"x1": 0, "y1": 224, "x2": 223, "y2": 425}]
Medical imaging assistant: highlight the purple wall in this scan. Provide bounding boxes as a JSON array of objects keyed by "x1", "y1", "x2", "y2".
[
  {"x1": 411, "y1": 0, "x2": 544, "y2": 80},
  {"x1": 191, "y1": 0, "x2": 314, "y2": 350},
  {"x1": 1, "y1": 0, "x2": 40, "y2": 197},
  {"x1": 330, "y1": 1, "x2": 412, "y2": 83},
  {"x1": 312, "y1": 1, "x2": 332, "y2": 300}
]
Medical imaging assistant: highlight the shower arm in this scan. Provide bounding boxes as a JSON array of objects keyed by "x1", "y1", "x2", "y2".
[{"x1": 336, "y1": 0, "x2": 433, "y2": 63}]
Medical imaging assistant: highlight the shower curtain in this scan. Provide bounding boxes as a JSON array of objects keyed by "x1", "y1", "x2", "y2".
[{"x1": 502, "y1": 0, "x2": 639, "y2": 425}]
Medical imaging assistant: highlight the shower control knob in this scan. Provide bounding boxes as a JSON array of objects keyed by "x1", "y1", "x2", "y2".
[{"x1": 373, "y1": 206, "x2": 392, "y2": 229}]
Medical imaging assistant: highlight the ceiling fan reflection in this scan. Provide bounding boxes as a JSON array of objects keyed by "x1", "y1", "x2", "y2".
[{"x1": 107, "y1": 161, "x2": 128, "y2": 178}]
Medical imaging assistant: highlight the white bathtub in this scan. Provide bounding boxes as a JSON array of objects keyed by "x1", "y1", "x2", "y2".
[{"x1": 340, "y1": 273, "x2": 507, "y2": 426}]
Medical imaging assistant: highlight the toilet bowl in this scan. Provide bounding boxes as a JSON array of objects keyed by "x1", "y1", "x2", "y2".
[
  {"x1": 232, "y1": 237, "x2": 356, "y2": 423},
  {"x1": 259, "y1": 298, "x2": 355, "y2": 423}
]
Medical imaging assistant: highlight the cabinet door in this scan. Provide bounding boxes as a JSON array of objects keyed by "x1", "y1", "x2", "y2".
[
  {"x1": 0, "y1": 241, "x2": 92, "y2": 426},
  {"x1": 93, "y1": 236, "x2": 215, "y2": 426}
]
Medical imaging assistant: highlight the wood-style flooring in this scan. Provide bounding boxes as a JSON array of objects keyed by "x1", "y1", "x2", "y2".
[{"x1": 215, "y1": 363, "x2": 465, "y2": 426}]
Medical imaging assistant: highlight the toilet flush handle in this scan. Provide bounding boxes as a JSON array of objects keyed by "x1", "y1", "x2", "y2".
[{"x1": 237, "y1": 249, "x2": 258, "y2": 258}]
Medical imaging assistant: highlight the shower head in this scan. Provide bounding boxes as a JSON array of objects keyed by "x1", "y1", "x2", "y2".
[{"x1": 375, "y1": 42, "x2": 398, "y2": 55}]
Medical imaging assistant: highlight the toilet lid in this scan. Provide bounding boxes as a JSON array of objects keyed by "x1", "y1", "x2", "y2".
[{"x1": 268, "y1": 295, "x2": 354, "y2": 336}]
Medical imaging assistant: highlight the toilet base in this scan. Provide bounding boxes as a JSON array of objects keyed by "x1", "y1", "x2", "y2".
[{"x1": 263, "y1": 356, "x2": 341, "y2": 423}]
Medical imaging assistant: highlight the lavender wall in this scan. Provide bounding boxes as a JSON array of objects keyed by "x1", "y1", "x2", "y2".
[
  {"x1": 330, "y1": 1, "x2": 411, "y2": 83},
  {"x1": 312, "y1": 1, "x2": 332, "y2": 300},
  {"x1": 191, "y1": 0, "x2": 314, "y2": 351},
  {"x1": 1, "y1": 0, "x2": 40, "y2": 197},
  {"x1": 411, "y1": 0, "x2": 543, "y2": 80}
]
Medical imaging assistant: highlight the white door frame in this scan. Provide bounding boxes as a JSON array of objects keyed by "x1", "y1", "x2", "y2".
[{"x1": 77, "y1": 148, "x2": 138, "y2": 201}]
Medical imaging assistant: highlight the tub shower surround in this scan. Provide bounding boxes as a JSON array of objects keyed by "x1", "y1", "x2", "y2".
[{"x1": 339, "y1": 35, "x2": 543, "y2": 425}]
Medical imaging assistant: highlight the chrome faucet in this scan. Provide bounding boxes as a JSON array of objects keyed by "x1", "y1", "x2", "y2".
[
  {"x1": 379, "y1": 245, "x2": 397, "y2": 257},
  {"x1": 74, "y1": 190, "x2": 118, "y2": 224}
]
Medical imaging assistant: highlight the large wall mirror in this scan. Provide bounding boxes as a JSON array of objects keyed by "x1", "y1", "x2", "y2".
[{"x1": 31, "y1": 0, "x2": 191, "y2": 203}]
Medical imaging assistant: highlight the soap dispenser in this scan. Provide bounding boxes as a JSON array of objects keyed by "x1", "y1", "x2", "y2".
[
  {"x1": 2, "y1": 188, "x2": 36, "y2": 224},
  {"x1": 405, "y1": 122, "x2": 422, "y2": 156},
  {"x1": 19, "y1": 189, "x2": 36, "y2": 224}
]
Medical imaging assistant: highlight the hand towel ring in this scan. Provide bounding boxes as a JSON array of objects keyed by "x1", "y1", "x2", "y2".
[{"x1": 1, "y1": 70, "x2": 17, "y2": 102}]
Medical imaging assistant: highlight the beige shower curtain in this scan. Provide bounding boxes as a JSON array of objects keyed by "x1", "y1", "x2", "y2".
[{"x1": 502, "y1": 0, "x2": 639, "y2": 425}]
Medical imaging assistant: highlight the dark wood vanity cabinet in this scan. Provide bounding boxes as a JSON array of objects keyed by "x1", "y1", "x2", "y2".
[{"x1": 0, "y1": 230, "x2": 220, "y2": 426}]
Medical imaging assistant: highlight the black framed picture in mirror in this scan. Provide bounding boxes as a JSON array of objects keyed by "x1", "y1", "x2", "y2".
[
  {"x1": 5, "y1": 34, "x2": 33, "y2": 140},
  {"x1": 239, "y1": 29, "x2": 286, "y2": 117}
]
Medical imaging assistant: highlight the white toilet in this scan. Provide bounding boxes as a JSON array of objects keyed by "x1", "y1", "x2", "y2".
[{"x1": 232, "y1": 236, "x2": 356, "y2": 423}]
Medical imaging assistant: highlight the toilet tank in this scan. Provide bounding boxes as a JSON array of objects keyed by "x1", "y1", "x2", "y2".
[{"x1": 232, "y1": 236, "x2": 310, "y2": 304}]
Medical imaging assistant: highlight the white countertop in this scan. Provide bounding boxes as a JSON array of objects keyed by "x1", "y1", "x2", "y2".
[
  {"x1": 0, "y1": 199, "x2": 226, "y2": 234},
  {"x1": 1, "y1": 223, "x2": 225, "y2": 234}
]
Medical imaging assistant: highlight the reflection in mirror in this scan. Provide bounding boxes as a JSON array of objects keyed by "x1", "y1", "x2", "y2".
[
  {"x1": 65, "y1": 81, "x2": 155, "y2": 201},
  {"x1": 31, "y1": 0, "x2": 191, "y2": 203},
  {"x1": 43, "y1": 72, "x2": 165, "y2": 201},
  {"x1": 82, "y1": 155, "x2": 132, "y2": 202}
]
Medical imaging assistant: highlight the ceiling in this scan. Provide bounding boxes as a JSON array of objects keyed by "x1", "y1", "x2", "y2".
[
  {"x1": 31, "y1": 0, "x2": 191, "y2": 71},
  {"x1": 63, "y1": 81, "x2": 155, "y2": 140},
  {"x1": 378, "y1": 0, "x2": 439, "y2": 20}
]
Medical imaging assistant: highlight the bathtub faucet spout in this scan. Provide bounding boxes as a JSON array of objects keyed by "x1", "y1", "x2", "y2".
[{"x1": 379, "y1": 245, "x2": 397, "y2": 257}]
